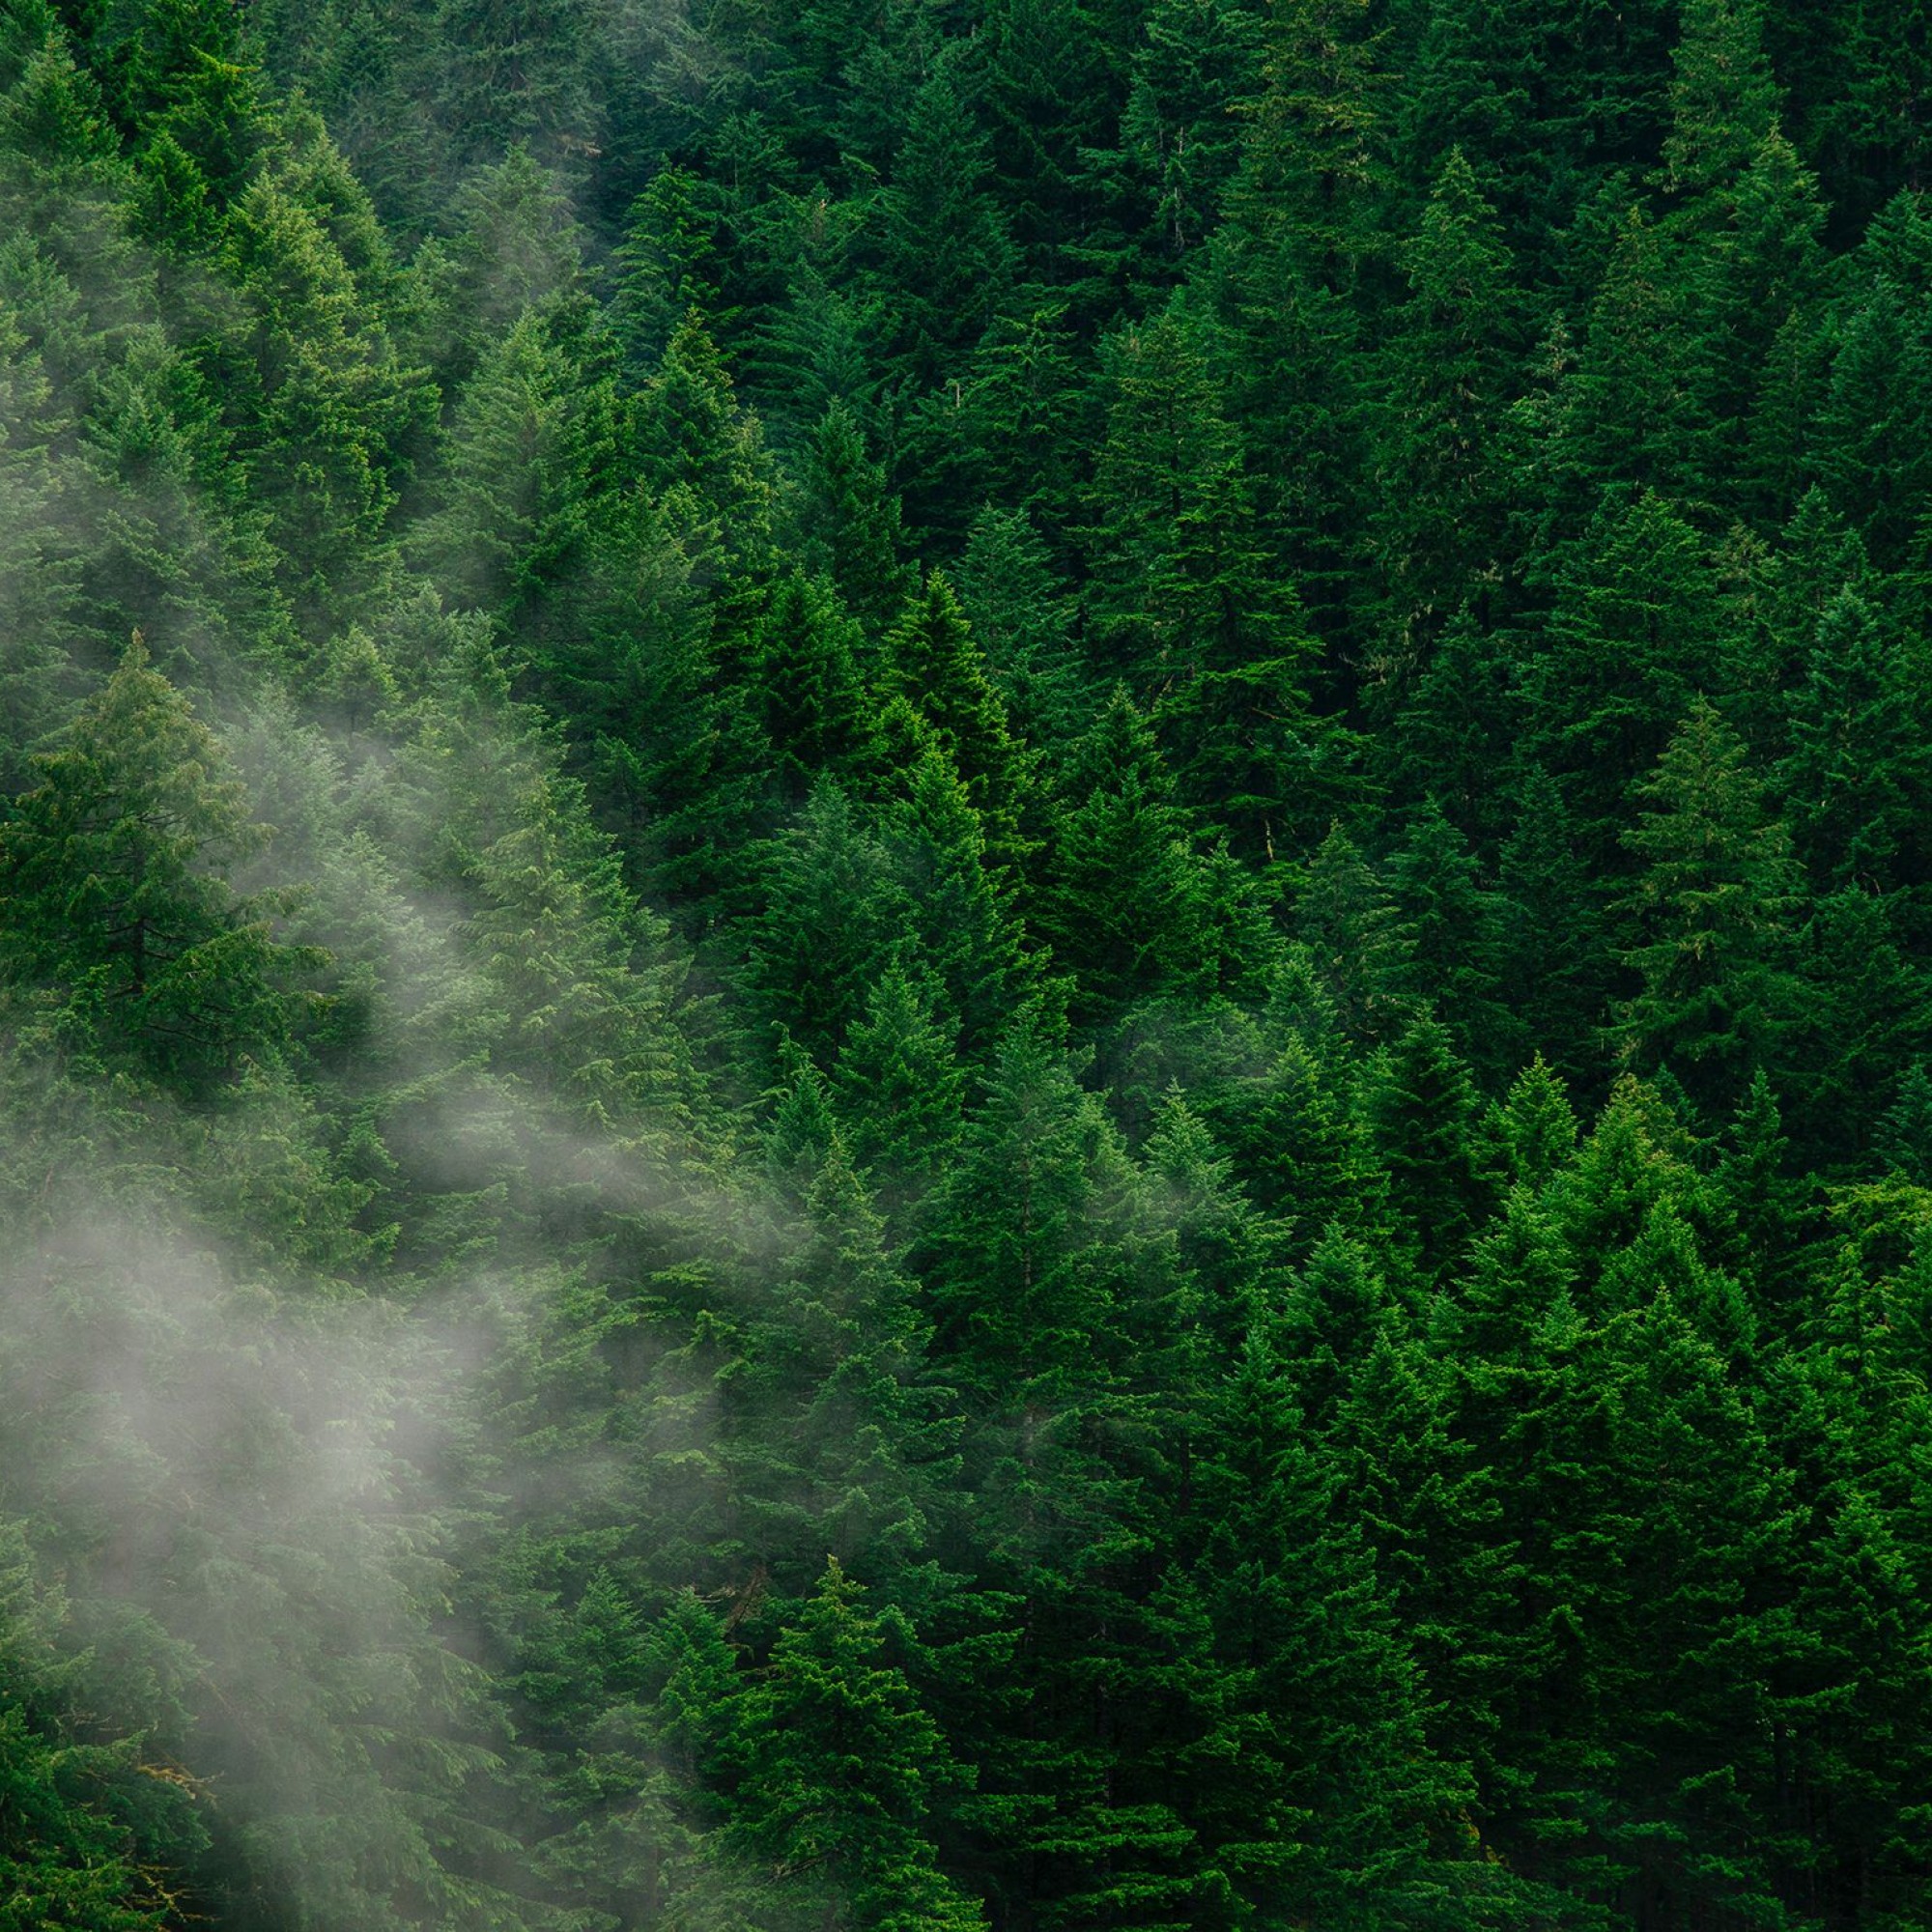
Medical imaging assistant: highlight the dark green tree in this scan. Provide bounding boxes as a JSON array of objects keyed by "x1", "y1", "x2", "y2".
[
  {"x1": 0, "y1": 641, "x2": 318, "y2": 1090},
  {"x1": 733, "y1": 1560, "x2": 982, "y2": 1931},
  {"x1": 1616, "y1": 697, "x2": 1804, "y2": 1116}
]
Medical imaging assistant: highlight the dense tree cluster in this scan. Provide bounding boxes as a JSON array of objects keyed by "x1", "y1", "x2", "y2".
[{"x1": 3, "y1": 0, "x2": 1932, "y2": 1925}]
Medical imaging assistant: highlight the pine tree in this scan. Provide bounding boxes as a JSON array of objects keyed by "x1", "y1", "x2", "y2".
[
  {"x1": 1489, "y1": 1054, "x2": 1581, "y2": 1195},
  {"x1": 1032, "y1": 690, "x2": 1228, "y2": 1031},
  {"x1": 1658, "y1": 2, "x2": 1831, "y2": 526},
  {"x1": 1383, "y1": 607, "x2": 1523, "y2": 842},
  {"x1": 1616, "y1": 697, "x2": 1804, "y2": 1117},
  {"x1": 120, "y1": 0, "x2": 266, "y2": 207},
  {"x1": 749, "y1": 568, "x2": 885, "y2": 808},
  {"x1": 1365, "y1": 149, "x2": 1520, "y2": 678},
  {"x1": 436, "y1": 143, "x2": 587, "y2": 371},
  {"x1": 1661, "y1": 0, "x2": 1780, "y2": 199},
  {"x1": 414, "y1": 299, "x2": 613, "y2": 624},
  {"x1": 1777, "y1": 585, "x2": 1931, "y2": 897},
  {"x1": 1293, "y1": 824, "x2": 1415, "y2": 1042},
  {"x1": 1278, "y1": 1223, "x2": 1392, "y2": 1435},
  {"x1": 432, "y1": 0, "x2": 593, "y2": 164},
  {"x1": 0, "y1": 284, "x2": 76, "y2": 784},
  {"x1": 835, "y1": 955, "x2": 967, "y2": 1217},
  {"x1": 1535, "y1": 205, "x2": 1713, "y2": 518},
  {"x1": 1180, "y1": 1321, "x2": 1505, "y2": 1926},
  {"x1": 1085, "y1": 301, "x2": 1350, "y2": 857},
  {"x1": 1396, "y1": 0, "x2": 1679, "y2": 270},
  {"x1": 1529, "y1": 489, "x2": 1733, "y2": 846},
  {"x1": 975, "y1": 0, "x2": 1122, "y2": 288},
  {"x1": 630, "y1": 309, "x2": 780, "y2": 582},
  {"x1": 731, "y1": 1116, "x2": 953, "y2": 1589},
  {"x1": 1466, "y1": 1290, "x2": 1791, "y2": 1919},
  {"x1": 799, "y1": 402, "x2": 917, "y2": 640},
  {"x1": 463, "y1": 765, "x2": 695, "y2": 1140},
  {"x1": 0, "y1": 641, "x2": 319, "y2": 1091},
  {"x1": 1116, "y1": 0, "x2": 1265, "y2": 270},
  {"x1": 878, "y1": 736, "x2": 1034, "y2": 1061},
  {"x1": 928, "y1": 1011, "x2": 1135, "y2": 1406},
  {"x1": 1208, "y1": 0, "x2": 1382, "y2": 648},
  {"x1": 733, "y1": 1560, "x2": 982, "y2": 1930},
  {"x1": 609, "y1": 163, "x2": 724, "y2": 380},
  {"x1": 1364, "y1": 1012, "x2": 1492, "y2": 1290},
  {"x1": 1497, "y1": 765, "x2": 1614, "y2": 1082},
  {"x1": 1809, "y1": 190, "x2": 1932, "y2": 572},
  {"x1": 1207, "y1": 1026, "x2": 1388, "y2": 1252},
  {"x1": 0, "y1": 21, "x2": 116, "y2": 177},
  {"x1": 219, "y1": 156, "x2": 436, "y2": 628},
  {"x1": 1383, "y1": 797, "x2": 1524, "y2": 1081},
  {"x1": 747, "y1": 781, "x2": 905, "y2": 1065},
  {"x1": 952, "y1": 506, "x2": 1088, "y2": 753},
  {"x1": 872, "y1": 61, "x2": 1016, "y2": 396},
  {"x1": 1141, "y1": 1090, "x2": 1279, "y2": 1360},
  {"x1": 905, "y1": 300, "x2": 1087, "y2": 539},
  {"x1": 882, "y1": 573, "x2": 1032, "y2": 877}
]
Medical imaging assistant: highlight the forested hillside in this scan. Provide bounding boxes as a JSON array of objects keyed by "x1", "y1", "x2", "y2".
[{"x1": 3, "y1": 0, "x2": 1932, "y2": 1925}]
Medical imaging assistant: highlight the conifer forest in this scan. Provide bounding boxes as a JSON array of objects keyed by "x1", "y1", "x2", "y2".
[{"x1": 9, "y1": 0, "x2": 1932, "y2": 1925}]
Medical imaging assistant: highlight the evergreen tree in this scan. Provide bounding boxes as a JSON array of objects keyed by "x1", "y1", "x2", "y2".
[
  {"x1": 219, "y1": 155, "x2": 436, "y2": 628},
  {"x1": 0, "y1": 641, "x2": 319, "y2": 1090},
  {"x1": 879, "y1": 734, "x2": 1035, "y2": 1061},
  {"x1": 799, "y1": 401, "x2": 917, "y2": 640},
  {"x1": 1777, "y1": 585, "x2": 1932, "y2": 898},
  {"x1": 882, "y1": 572, "x2": 1032, "y2": 878},
  {"x1": 1662, "y1": 0, "x2": 1781, "y2": 199},
  {"x1": 1116, "y1": 0, "x2": 1265, "y2": 269},
  {"x1": 1616, "y1": 697, "x2": 1804, "y2": 1116},
  {"x1": 1497, "y1": 765, "x2": 1615, "y2": 1082},
  {"x1": 1529, "y1": 489, "x2": 1733, "y2": 845},
  {"x1": 120, "y1": 0, "x2": 266, "y2": 206},
  {"x1": 733, "y1": 1560, "x2": 983, "y2": 1930},
  {"x1": 872, "y1": 60, "x2": 1016, "y2": 397},
  {"x1": 435, "y1": 143, "x2": 588, "y2": 370},
  {"x1": 415, "y1": 298, "x2": 613, "y2": 624},
  {"x1": 1365, "y1": 149, "x2": 1520, "y2": 678},
  {"x1": 1383, "y1": 797, "x2": 1524, "y2": 1080},
  {"x1": 835, "y1": 954, "x2": 967, "y2": 1217},
  {"x1": 1085, "y1": 302, "x2": 1351, "y2": 859},
  {"x1": 952, "y1": 506, "x2": 1088, "y2": 753},
  {"x1": 1809, "y1": 190, "x2": 1932, "y2": 573},
  {"x1": 609, "y1": 163, "x2": 724, "y2": 380},
  {"x1": 432, "y1": 0, "x2": 592, "y2": 163},
  {"x1": 0, "y1": 286, "x2": 76, "y2": 783},
  {"x1": 1180, "y1": 1321, "x2": 1506, "y2": 1927},
  {"x1": 748, "y1": 568, "x2": 884, "y2": 808},
  {"x1": 1364, "y1": 1012, "x2": 1492, "y2": 1289},
  {"x1": 748, "y1": 781, "x2": 905, "y2": 1065},
  {"x1": 1032, "y1": 690, "x2": 1229, "y2": 1032}
]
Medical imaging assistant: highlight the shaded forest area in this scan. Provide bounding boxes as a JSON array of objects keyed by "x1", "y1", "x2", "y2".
[{"x1": 4, "y1": 0, "x2": 1932, "y2": 1925}]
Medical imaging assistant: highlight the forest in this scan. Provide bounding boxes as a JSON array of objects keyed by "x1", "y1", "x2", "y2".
[{"x1": 2, "y1": 0, "x2": 1932, "y2": 1925}]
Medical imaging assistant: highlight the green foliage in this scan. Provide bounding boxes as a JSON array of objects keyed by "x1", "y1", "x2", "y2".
[
  {"x1": 4, "y1": 5, "x2": 1932, "y2": 1929},
  {"x1": 1616, "y1": 696, "x2": 1804, "y2": 1115},
  {"x1": 734, "y1": 1561, "x2": 980, "y2": 1931},
  {"x1": 0, "y1": 642, "x2": 320, "y2": 1092}
]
